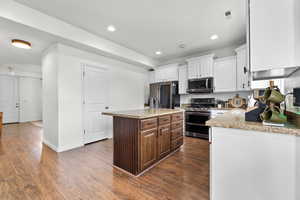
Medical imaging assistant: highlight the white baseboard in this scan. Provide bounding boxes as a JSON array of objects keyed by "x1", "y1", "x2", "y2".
[
  {"x1": 57, "y1": 143, "x2": 84, "y2": 152},
  {"x1": 43, "y1": 139, "x2": 83, "y2": 153},
  {"x1": 43, "y1": 139, "x2": 58, "y2": 152}
]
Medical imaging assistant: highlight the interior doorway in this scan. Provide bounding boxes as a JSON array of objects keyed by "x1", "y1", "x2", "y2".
[{"x1": 0, "y1": 74, "x2": 43, "y2": 124}]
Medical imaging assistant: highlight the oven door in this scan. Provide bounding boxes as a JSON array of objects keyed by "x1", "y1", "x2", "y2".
[{"x1": 185, "y1": 111, "x2": 210, "y2": 139}]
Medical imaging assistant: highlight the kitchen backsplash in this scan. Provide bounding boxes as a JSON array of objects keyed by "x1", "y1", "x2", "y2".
[{"x1": 180, "y1": 91, "x2": 251, "y2": 104}]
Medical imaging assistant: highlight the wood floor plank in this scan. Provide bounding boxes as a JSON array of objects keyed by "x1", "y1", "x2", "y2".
[{"x1": 0, "y1": 122, "x2": 209, "y2": 200}]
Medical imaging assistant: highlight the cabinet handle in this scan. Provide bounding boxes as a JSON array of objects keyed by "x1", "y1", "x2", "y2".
[{"x1": 243, "y1": 84, "x2": 245, "y2": 88}]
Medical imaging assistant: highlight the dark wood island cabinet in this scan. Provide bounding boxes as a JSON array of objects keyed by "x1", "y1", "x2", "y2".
[{"x1": 103, "y1": 109, "x2": 184, "y2": 176}]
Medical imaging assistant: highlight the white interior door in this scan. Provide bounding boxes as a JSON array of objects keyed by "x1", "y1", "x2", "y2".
[
  {"x1": 0, "y1": 75, "x2": 19, "y2": 123},
  {"x1": 19, "y1": 77, "x2": 42, "y2": 122},
  {"x1": 83, "y1": 65, "x2": 109, "y2": 144}
]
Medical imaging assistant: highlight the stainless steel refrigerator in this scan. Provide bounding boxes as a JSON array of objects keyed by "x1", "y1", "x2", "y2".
[{"x1": 149, "y1": 81, "x2": 180, "y2": 109}]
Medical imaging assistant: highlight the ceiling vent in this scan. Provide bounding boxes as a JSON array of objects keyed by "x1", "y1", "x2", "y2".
[{"x1": 225, "y1": 11, "x2": 232, "y2": 19}]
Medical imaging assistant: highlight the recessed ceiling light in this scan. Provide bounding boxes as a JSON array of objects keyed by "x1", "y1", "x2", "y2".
[
  {"x1": 210, "y1": 34, "x2": 219, "y2": 40},
  {"x1": 155, "y1": 51, "x2": 162, "y2": 55},
  {"x1": 107, "y1": 25, "x2": 116, "y2": 32},
  {"x1": 11, "y1": 39, "x2": 32, "y2": 49}
]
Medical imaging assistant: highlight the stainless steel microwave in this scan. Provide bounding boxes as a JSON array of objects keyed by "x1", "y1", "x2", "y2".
[{"x1": 187, "y1": 77, "x2": 214, "y2": 93}]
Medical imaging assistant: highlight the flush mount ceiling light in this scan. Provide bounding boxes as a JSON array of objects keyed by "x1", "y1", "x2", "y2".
[
  {"x1": 107, "y1": 25, "x2": 116, "y2": 32},
  {"x1": 210, "y1": 34, "x2": 219, "y2": 40},
  {"x1": 155, "y1": 51, "x2": 162, "y2": 55},
  {"x1": 11, "y1": 39, "x2": 32, "y2": 49}
]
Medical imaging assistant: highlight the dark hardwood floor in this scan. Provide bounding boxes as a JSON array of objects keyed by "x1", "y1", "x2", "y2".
[{"x1": 0, "y1": 122, "x2": 209, "y2": 200}]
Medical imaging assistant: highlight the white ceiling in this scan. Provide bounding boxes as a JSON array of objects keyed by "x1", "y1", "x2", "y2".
[
  {"x1": 15, "y1": 0, "x2": 247, "y2": 63},
  {"x1": 0, "y1": 17, "x2": 58, "y2": 65}
]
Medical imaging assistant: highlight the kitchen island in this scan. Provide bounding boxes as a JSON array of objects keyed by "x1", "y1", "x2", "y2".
[
  {"x1": 103, "y1": 109, "x2": 184, "y2": 176},
  {"x1": 206, "y1": 109, "x2": 300, "y2": 200}
]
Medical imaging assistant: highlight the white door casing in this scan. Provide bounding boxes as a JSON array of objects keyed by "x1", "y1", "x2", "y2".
[
  {"x1": 82, "y1": 64, "x2": 109, "y2": 144},
  {"x1": 0, "y1": 75, "x2": 19, "y2": 123}
]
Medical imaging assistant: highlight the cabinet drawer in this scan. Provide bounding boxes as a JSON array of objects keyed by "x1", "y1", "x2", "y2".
[
  {"x1": 172, "y1": 113, "x2": 183, "y2": 122},
  {"x1": 171, "y1": 136, "x2": 183, "y2": 150},
  {"x1": 141, "y1": 118, "x2": 157, "y2": 131},
  {"x1": 159, "y1": 115, "x2": 171, "y2": 126},
  {"x1": 171, "y1": 121, "x2": 183, "y2": 130},
  {"x1": 171, "y1": 128, "x2": 183, "y2": 140}
]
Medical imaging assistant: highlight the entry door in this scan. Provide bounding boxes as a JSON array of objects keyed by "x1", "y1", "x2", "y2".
[
  {"x1": 83, "y1": 65, "x2": 109, "y2": 144},
  {"x1": 0, "y1": 75, "x2": 19, "y2": 123}
]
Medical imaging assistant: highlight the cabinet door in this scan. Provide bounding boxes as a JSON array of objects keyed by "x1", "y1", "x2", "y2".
[
  {"x1": 214, "y1": 56, "x2": 237, "y2": 92},
  {"x1": 187, "y1": 62, "x2": 199, "y2": 79},
  {"x1": 155, "y1": 68, "x2": 164, "y2": 82},
  {"x1": 250, "y1": 0, "x2": 294, "y2": 71},
  {"x1": 178, "y1": 65, "x2": 188, "y2": 94},
  {"x1": 149, "y1": 71, "x2": 156, "y2": 84},
  {"x1": 155, "y1": 65, "x2": 178, "y2": 82},
  {"x1": 166, "y1": 66, "x2": 179, "y2": 81},
  {"x1": 157, "y1": 125, "x2": 171, "y2": 159},
  {"x1": 140, "y1": 129, "x2": 157, "y2": 170},
  {"x1": 236, "y1": 46, "x2": 250, "y2": 91},
  {"x1": 201, "y1": 55, "x2": 214, "y2": 78}
]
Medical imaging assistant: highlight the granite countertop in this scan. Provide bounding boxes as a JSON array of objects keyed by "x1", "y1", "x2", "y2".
[
  {"x1": 102, "y1": 108, "x2": 183, "y2": 119},
  {"x1": 206, "y1": 109, "x2": 300, "y2": 136}
]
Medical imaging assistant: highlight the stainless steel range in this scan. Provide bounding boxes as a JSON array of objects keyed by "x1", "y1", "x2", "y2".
[{"x1": 185, "y1": 98, "x2": 216, "y2": 139}]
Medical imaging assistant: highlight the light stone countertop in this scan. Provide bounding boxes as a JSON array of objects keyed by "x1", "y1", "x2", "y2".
[
  {"x1": 102, "y1": 108, "x2": 184, "y2": 119},
  {"x1": 206, "y1": 109, "x2": 300, "y2": 136}
]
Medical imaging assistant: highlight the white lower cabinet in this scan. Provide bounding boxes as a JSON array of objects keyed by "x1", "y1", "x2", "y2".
[
  {"x1": 178, "y1": 65, "x2": 188, "y2": 94},
  {"x1": 213, "y1": 56, "x2": 237, "y2": 92},
  {"x1": 211, "y1": 127, "x2": 297, "y2": 200}
]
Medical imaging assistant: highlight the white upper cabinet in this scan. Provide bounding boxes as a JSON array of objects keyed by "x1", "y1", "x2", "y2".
[
  {"x1": 187, "y1": 61, "x2": 199, "y2": 79},
  {"x1": 249, "y1": 0, "x2": 298, "y2": 71},
  {"x1": 235, "y1": 45, "x2": 251, "y2": 91},
  {"x1": 200, "y1": 55, "x2": 214, "y2": 78},
  {"x1": 178, "y1": 64, "x2": 188, "y2": 94},
  {"x1": 149, "y1": 71, "x2": 156, "y2": 84},
  {"x1": 214, "y1": 56, "x2": 237, "y2": 93},
  {"x1": 187, "y1": 54, "x2": 214, "y2": 79},
  {"x1": 295, "y1": 0, "x2": 300, "y2": 66},
  {"x1": 154, "y1": 64, "x2": 179, "y2": 83}
]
